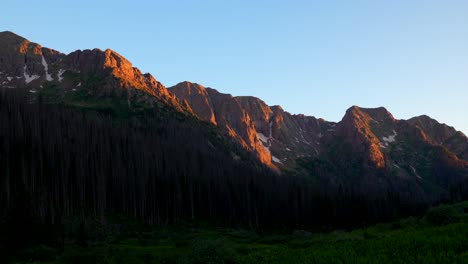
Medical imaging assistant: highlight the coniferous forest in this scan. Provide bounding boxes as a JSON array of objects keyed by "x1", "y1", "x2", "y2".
[
  {"x1": 2, "y1": 0, "x2": 468, "y2": 259},
  {"x1": 1, "y1": 88, "x2": 468, "y2": 263}
]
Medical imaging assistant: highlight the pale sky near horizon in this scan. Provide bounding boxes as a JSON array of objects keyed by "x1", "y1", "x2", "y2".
[{"x1": 3, "y1": 1, "x2": 468, "y2": 134}]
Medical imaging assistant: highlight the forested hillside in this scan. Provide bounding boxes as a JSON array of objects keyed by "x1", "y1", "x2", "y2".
[
  {"x1": 1, "y1": 31, "x2": 468, "y2": 262},
  {"x1": 0, "y1": 89, "x2": 442, "y2": 238}
]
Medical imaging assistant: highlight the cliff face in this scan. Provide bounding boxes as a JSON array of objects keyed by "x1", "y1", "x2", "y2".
[
  {"x1": 170, "y1": 82, "x2": 273, "y2": 167},
  {"x1": 236, "y1": 97, "x2": 335, "y2": 166},
  {"x1": 169, "y1": 82, "x2": 217, "y2": 125},
  {"x1": 333, "y1": 106, "x2": 397, "y2": 169},
  {"x1": 408, "y1": 115, "x2": 468, "y2": 160},
  {"x1": 65, "y1": 49, "x2": 168, "y2": 97},
  {"x1": 0, "y1": 31, "x2": 64, "y2": 89}
]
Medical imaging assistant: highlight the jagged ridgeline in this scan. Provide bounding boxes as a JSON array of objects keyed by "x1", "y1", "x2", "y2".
[{"x1": 1, "y1": 31, "x2": 468, "y2": 236}]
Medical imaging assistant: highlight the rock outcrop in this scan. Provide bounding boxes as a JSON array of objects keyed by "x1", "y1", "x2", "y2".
[
  {"x1": 0, "y1": 31, "x2": 185, "y2": 112},
  {"x1": 170, "y1": 82, "x2": 273, "y2": 167}
]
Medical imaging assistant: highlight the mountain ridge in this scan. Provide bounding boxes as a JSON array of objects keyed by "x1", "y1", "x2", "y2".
[
  {"x1": 1, "y1": 31, "x2": 467, "y2": 192},
  {"x1": 0, "y1": 31, "x2": 193, "y2": 115},
  {"x1": 1, "y1": 31, "x2": 468, "y2": 236}
]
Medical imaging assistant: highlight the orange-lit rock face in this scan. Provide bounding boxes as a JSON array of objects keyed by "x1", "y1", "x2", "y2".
[
  {"x1": 337, "y1": 106, "x2": 390, "y2": 169},
  {"x1": 103, "y1": 49, "x2": 156, "y2": 91},
  {"x1": 205, "y1": 88, "x2": 273, "y2": 167},
  {"x1": 0, "y1": 31, "x2": 42, "y2": 56},
  {"x1": 170, "y1": 83, "x2": 339, "y2": 169},
  {"x1": 63, "y1": 48, "x2": 187, "y2": 111},
  {"x1": 169, "y1": 82, "x2": 274, "y2": 167},
  {"x1": 18, "y1": 40, "x2": 42, "y2": 55},
  {"x1": 0, "y1": 31, "x2": 188, "y2": 115},
  {"x1": 99, "y1": 49, "x2": 171, "y2": 98},
  {"x1": 170, "y1": 82, "x2": 217, "y2": 125},
  {"x1": 237, "y1": 97, "x2": 336, "y2": 167},
  {"x1": 236, "y1": 96, "x2": 273, "y2": 134}
]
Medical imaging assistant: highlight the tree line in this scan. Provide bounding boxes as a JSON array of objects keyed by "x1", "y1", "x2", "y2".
[{"x1": 0, "y1": 88, "x2": 465, "y2": 249}]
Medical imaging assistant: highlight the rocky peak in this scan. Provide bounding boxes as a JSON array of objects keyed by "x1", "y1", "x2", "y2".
[
  {"x1": 169, "y1": 81, "x2": 217, "y2": 125},
  {"x1": 337, "y1": 106, "x2": 389, "y2": 169},
  {"x1": 169, "y1": 84, "x2": 273, "y2": 167},
  {"x1": 63, "y1": 48, "x2": 178, "y2": 106},
  {"x1": 102, "y1": 49, "x2": 132, "y2": 69},
  {"x1": 0, "y1": 31, "x2": 63, "y2": 59},
  {"x1": 344, "y1": 106, "x2": 394, "y2": 124},
  {"x1": 408, "y1": 115, "x2": 458, "y2": 144},
  {"x1": 235, "y1": 95, "x2": 336, "y2": 165},
  {"x1": 0, "y1": 31, "x2": 28, "y2": 48},
  {"x1": 408, "y1": 115, "x2": 468, "y2": 160},
  {"x1": 0, "y1": 32, "x2": 65, "y2": 88},
  {"x1": 0, "y1": 31, "x2": 185, "y2": 113}
]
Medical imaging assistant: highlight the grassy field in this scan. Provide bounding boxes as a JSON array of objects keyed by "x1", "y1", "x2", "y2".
[{"x1": 8, "y1": 202, "x2": 468, "y2": 264}]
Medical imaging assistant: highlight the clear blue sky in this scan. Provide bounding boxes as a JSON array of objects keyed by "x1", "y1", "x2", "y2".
[{"x1": 3, "y1": 0, "x2": 468, "y2": 134}]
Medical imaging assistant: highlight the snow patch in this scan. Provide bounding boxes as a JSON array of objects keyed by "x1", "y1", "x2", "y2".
[
  {"x1": 285, "y1": 148, "x2": 291, "y2": 151},
  {"x1": 259, "y1": 121, "x2": 275, "y2": 153},
  {"x1": 393, "y1": 164, "x2": 401, "y2": 169},
  {"x1": 272, "y1": 156, "x2": 283, "y2": 164},
  {"x1": 410, "y1": 166, "x2": 422, "y2": 179},
  {"x1": 77, "y1": 82, "x2": 81, "y2": 87},
  {"x1": 29, "y1": 89, "x2": 37, "y2": 93},
  {"x1": 382, "y1": 130, "x2": 397, "y2": 147},
  {"x1": 318, "y1": 133, "x2": 323, "y2": 138},
  {"x1": 257, "y1": 133, "x2": 268, "y2": 144},
  {"x1": 41, "y1": 56, "x2": 53, "y2": 81},
  {"x1": 57, "y1": 69, "x2": 66, "y2": 82},
  {"x1": 6, "y1": 77, "x2": 13, "y2": 81},
  {"x1": 23, "y1": 65, "x2": 40, "y2": 84}
]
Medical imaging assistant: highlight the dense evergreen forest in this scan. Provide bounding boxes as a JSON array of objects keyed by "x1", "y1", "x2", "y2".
[{"x1": 1, "y1": 88, "x2": 467, "y2": 255}]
